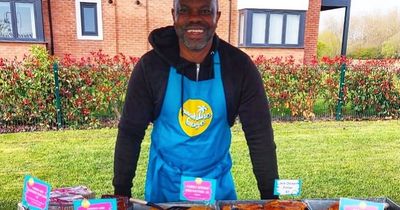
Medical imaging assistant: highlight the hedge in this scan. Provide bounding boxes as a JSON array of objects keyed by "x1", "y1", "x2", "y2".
[{"x1": 0, "y1": 47, "x2": 399, "y2": 132}]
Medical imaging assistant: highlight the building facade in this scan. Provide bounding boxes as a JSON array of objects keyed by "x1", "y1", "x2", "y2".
[{"x1": 0, "y1": 0, "x2": 323, "y2": 63}]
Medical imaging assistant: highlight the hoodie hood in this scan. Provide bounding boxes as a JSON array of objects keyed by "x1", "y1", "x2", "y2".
[
  {"x1": 149, "y1": 26, "x2": 220, "y2": 116},
  {"x1": 148, "y1": 26, "x2": 219, "y2": 81}
]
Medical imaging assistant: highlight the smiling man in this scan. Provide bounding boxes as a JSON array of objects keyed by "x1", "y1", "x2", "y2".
[{"x1": 113, "y1": 0, "x2": 279, "y2": 203}]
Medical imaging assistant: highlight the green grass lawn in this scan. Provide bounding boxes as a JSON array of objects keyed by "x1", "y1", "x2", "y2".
[{"x1": 0, "y1": 120, "x2": 399, "y2": 209}]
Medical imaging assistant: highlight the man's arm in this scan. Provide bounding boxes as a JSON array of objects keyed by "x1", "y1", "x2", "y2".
[
  {"x1": 238, "y1": 58, "x2": 279, "y2": 199},
  {"x1": 113, "y1": 59, "x2": 153, "y2": 197}
]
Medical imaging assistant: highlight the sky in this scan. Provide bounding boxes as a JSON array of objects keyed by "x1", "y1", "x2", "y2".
[{"x1": 319, "y1": 0, "x2": 400, "y2": 31}]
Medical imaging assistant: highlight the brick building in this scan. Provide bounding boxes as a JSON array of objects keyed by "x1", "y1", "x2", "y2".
[{"x1": 0, "y1": 0, "x2": 349, "y2": 63}]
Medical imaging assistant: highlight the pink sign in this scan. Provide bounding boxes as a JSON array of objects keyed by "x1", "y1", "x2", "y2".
[
  {"x1": 78, "y1": 203, "x2": 112, "y2": 210},
  {"x1": 25, "y1": 181, "x2": 50, "y2": 209},
  {"x1": 344, "y1": 206, "x2": 378, "y2": 210},
  {"x1": 182, "y1": 180, "x2": 212, "y2": 201}
]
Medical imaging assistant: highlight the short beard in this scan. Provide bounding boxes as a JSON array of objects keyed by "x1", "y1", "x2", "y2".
[{"x1": 175, "y1": 25, "x2": 214, "y2": 51}]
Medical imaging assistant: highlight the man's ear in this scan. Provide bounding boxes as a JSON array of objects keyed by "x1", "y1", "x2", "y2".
[
  {"x1": 171, "y1": 9, "x2": 176, "y2": 22},
  {"x1": 216, "y1": 11, "x2": 221, "y2": 23}
]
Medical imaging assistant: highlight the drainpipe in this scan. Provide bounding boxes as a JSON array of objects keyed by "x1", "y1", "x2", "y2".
[
  {"x1": 146, "y1": 0, "x2": 150, "y2": 51},
  {"x1": 228, "y1": 0, "x2": 232, "y2": 43},
  {"x1": 47, "y1": 0, "x2": 54, "y2": 55},
  {"x1": 114, "y1": 0, "x2": 119, "y2": 54}
]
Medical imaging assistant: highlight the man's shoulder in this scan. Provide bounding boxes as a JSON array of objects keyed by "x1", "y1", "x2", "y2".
[
  {"x1": 138, "y1": 50, "x2": 169, "y2": 68},
  {"x1": 218, "y1": 39, "x2": 251, "y2": 61}
]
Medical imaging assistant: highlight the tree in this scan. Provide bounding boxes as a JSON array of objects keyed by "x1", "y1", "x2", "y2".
[
  {"x1": 319, "y1": 8, "x2": 400, "y2": 59},
  {"x1": 317, "y1": 31, "x2": 341, "y2": 58}
]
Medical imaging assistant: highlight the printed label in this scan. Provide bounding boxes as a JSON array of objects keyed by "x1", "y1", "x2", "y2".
[
  {"x1": 73, "y1": 198, "x2": 117, "y2": 210},
  {"x1": 180, "y1": 176, "x2": 216, "y2": 204},
  {"x1": 22, "y1": 175, "x2": 51, "y2": 210},
  {"x1": 339, "y1": 198, "x2": 384, "y2": 210},
  {"x1": 273, "y1": 179, "x2": 302, "y2": 196}
]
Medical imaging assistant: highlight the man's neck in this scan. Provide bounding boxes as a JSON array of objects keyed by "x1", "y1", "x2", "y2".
[{"x1": 179, "y1": 41, "x2": 212, "y2": 63}]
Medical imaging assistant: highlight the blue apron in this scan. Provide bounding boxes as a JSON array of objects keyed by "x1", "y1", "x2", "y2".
[{"x1": 144, "y1": 52, "x2": 237, "y2": 203}]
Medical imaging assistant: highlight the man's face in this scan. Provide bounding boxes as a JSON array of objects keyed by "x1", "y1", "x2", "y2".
[{"x1": 172, "y1": 0, "x2": 221, "y2": 51}]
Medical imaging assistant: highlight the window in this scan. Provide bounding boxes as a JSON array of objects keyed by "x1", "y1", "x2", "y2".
[
  {"x1": 238, "y1": 9, "x2": 305, "y2": 48},
  {"x1": 0, "y1": 0, "x2": 44, "y2": 41},
  {"x1": 75, "y1": 0, "x2": 102, "y2": 40}
]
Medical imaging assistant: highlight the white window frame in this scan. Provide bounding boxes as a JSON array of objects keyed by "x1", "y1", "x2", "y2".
[{"x1": 75, "y1": 0, "x2": 103, "y2": 40}]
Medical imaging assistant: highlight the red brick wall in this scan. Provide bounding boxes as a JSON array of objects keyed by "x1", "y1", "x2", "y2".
[
  {"x1": 1, "y1": 0, "x2": 319, "y2": 61},
  {"x1": 47, "y1": 0, "x2": 117, "y2": 58},
  {"x1": 240, "y1": 48, "x2": 305, "y2": 62},
  {"x1": 0, "y1": 43, "x2": 47, "y2": 60},
  {"x1": 46, "y1": 0, "x2": 235, "y2": 58},
  {"x1": 303, "y1": 0, "x2": 321, "y2": 64}
]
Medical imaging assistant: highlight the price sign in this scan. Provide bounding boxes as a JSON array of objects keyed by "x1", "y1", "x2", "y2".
[{"x1": 273, "y1": 179, "x2": 302, "y2": 196}]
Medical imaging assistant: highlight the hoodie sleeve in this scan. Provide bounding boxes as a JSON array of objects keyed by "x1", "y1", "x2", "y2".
[
  {"x1": 238, "y1": 57, "x2": 279, "y2": 199},
  {"x1": 113, "y1": 58, "x2": 153, "y2": 197}
]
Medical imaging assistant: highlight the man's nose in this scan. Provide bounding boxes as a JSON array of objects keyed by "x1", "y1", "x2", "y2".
[{"x1": 187, "y1": 10, "x2": 203, "y2": 21}]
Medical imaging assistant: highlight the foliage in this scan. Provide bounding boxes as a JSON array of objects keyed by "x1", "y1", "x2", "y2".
[
  {"x1": 0, "y1": 47, "x2": 138, "y2": 132},
  {"x1": 58, "y1": 50, "x2": 138, "y2": 128},
  {"x1": 381, "y1": 41, "x2": 400, "y2": 58},
  {"x1": 317, "y1": 31, "x2": 341, "y2": 58},
  {"x1": 346, "y1": 59, "x2": 400, "y2": 117},
  {"x1": 0, "y1": 46, "x2": 57, "y2": 131},
  {"x1": 347, "y1": 47, "x2": 383, "y2": 59},
  {"x1": 256, "y1": 55, "x2": 400, "y2": 119},
  {"x1": 320, "y1": 9, "x2": 400, "y2": 59},
  {"x1": 256, "y1": 55, "x2": 326, "y2": 119},
  {"x1": 1, "y1": 48, "x2": 400, "y2": 132}
]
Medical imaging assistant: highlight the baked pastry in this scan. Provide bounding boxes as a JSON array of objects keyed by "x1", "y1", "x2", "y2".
[
  {"x1": 221, "y1": 200, "x2": 307, "y2": 210},
  {"x1": 187, "y1": 207, "x2": 213, "y2": 210},
  {"x1": 327, "y1": 202, "x2": 339, "y2": 210},
  {"x1": 150, "y1": 206, "x2": 212, "y2": 210},
  {"x1": 264, "y1": 200, "x2": 307, "y2": 210}
]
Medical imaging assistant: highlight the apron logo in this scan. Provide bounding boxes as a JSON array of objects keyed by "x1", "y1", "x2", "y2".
[{"x1": 178, "y1": 99, "x2": 213, "y2": 137}]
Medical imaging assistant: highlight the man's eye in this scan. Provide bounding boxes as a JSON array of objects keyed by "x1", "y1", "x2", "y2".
[
  {"x1": 199, "y1": 9, "x2": 212, "y2": 15},
  {"x1": 178, "y1": 8, "x2": 188, "y2": 14}
]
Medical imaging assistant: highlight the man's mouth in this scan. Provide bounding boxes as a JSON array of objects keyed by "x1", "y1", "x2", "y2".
[
  {"x1": 186, "y1": 29, "x2": 204, "y2": 33},
  {"x1": 184, "y1": 25, "x2": 207, "y2": 39}
]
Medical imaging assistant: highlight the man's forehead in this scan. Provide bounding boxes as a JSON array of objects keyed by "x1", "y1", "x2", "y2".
[{"x1": 176, "y1": 0, "x2": 216, "y2": 7}]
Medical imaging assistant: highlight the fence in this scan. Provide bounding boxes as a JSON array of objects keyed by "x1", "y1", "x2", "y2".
[{"x1": 1, "y1": 48, "x2": 399, "y2": 133}]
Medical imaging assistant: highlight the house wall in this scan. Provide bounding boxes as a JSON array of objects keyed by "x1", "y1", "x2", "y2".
[
  {"x1": 0, "y1": 0, "x2": 320, "y2": 62},
  {"x1": 46, "y1": 0, "x2": 117, "y2": 58},
  {"x1": 304, "y1": 0, "x2": 321, "y2": 64},
  {"x1": 235, "y1": 0, "x2": 320, "y2": 63},
  {"x1": 237, "y1": 0, "x2": 309, "y2": 10},
  {"x1": 0, "y1": 43, "x2": 47, "y2": 60},
  {"x1": 46, "y1": 0, "x2": 236, "y2": 58},
  {"x1": 241, "y1": 48, "x2": 305, "y2": 62}
]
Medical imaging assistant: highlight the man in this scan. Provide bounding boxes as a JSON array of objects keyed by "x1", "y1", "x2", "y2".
[{"x1": 113, "y1": 0, "x2": 278, "y2": 203}]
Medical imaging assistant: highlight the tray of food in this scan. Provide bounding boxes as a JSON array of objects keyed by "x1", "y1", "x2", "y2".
[
  {"x1": 304, "y1": 197, "x2": 400, "y2": 210},
  {"x1": 217, "y1": 199, "x2": 308, "y2": 210},
  {"x1": 131, "y1": 201, "x2": 216, "y2": 210}
]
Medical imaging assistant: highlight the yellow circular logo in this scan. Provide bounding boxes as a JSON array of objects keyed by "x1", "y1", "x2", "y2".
[
  {"x1": 178, "y1": 99, "x2": 213, "y2": 137},
  {"x1": 81, "y1": 199, "x2": 90, "y2": 208}
]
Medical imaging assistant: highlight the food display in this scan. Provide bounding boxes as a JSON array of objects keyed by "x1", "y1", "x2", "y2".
[
  {"x1": 149, "y1": 205, "x2": 214, "y2": 210},
  {"x1": 220, "y1": 200, "x2": 308, "y2": 210},
  {"x1": 327, "y1": 202, "x2": 339, "y2": 210},
  {"x1": 49, "y1": 186, "x2": 95, "y2": 210}
]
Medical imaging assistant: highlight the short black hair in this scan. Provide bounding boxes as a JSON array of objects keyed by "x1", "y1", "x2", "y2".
[{"x1": 173, "y1": 0, "x2": 219, "y2": 17}]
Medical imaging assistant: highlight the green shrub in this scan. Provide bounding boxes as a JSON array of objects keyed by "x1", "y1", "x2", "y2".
[
  {"x1": 58, "y1": 50, "x2": 137, "y2": 128},
  {"x1": 348, "y1": 47, "x2": 383, "y2": 59},
  {"x1": 0, "y1": 46, "x2": 56, "y2": 130}
]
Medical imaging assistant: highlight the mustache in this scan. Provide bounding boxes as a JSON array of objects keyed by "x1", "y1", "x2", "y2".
[{"x1": 183, "y1": 23, "x2": 208, "y2": 30}]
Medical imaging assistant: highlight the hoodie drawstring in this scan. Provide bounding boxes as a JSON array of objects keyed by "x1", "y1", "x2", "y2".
[
  {"x1": 179, "y1": 51, "x2": 216, "y2": 117},
  {"x1": 180, "y1": 68, "x2": 184, "y2": 116}
]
